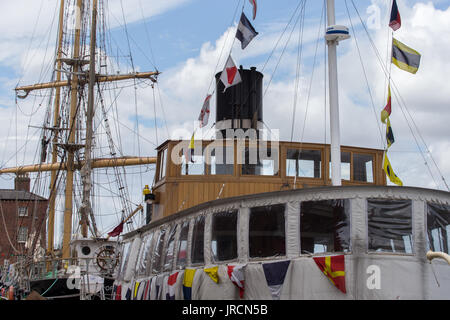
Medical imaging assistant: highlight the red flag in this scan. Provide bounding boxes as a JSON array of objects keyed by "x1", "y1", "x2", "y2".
[
  {"x1": 107, "y1": 221, "x2": 124, "y2": 237},
  {"x1": 249, "y1": 0, "x2": 257, "y2": 20},
  {"x1": 313, "y1": 255, "x2": 346, "y2": 294},
  {"x1": 220, "y1": 55, "x2": 242, "y2": 92},
  {"x1": 227, "y1": 264, "x2": 245, "y2": 299},
  {"x1": 381, "y1": 84, "x2": 391, "y2": 124},
  {"x1": 389, "y1": 0, "x2": 401, "y2": 31}
]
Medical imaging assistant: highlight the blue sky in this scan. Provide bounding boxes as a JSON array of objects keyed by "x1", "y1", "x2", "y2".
[{"x1": 0, "y1": 0, "x2": 449, "y2": 241}]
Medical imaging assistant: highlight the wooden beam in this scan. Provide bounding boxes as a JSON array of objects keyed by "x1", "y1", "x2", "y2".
[
  {"x1": 0, "y1": 157, "x2": 157, "y2": 174},
  {"x1": 15, "y1": 71, "x2": 160, "y2": 94}
]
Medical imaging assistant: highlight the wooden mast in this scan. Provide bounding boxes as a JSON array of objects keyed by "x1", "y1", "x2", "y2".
[
  {"x1": 8, "y1": 0, "x2": 160, "y2": 261},
  {"x1": 79, "y1": 0, "x2": 98, "y2": 238},
  {"x1": 62, "y1": 0, "x2": 83, "y2": 259},
  {"x1": 47, "y1": 0, "x2": 65, "y2": 257}
]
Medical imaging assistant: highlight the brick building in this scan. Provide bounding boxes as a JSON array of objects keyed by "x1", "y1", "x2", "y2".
[{"x1": 0, "y1": 175, "x2": 48, "y2": 265}]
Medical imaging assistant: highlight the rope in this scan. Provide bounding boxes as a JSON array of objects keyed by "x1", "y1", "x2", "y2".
[
  {"x1": 349, "y1": 0, "x2": 448, "y2": 191},
  {"x1": 41, "y1": 278, "x2": 59, "y2": 296}
]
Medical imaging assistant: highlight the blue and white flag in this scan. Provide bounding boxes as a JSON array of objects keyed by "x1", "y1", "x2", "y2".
[
  {"x1": 262, "y1": 260, "x2": 290, "y2": 300},
  {"x1": 236, "y1": 12, "x2": 258, "y2": 50}
]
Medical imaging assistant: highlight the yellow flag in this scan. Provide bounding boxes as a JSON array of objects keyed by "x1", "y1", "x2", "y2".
[
  {"x1": 383, "y1": 152, "x2": 403, "y2": 186},
  {"x1": 204, "y1": 266, "x2": 219, "y2": 283},
  {"x1": 183, "y1": 269, "x2": 196, "y2": 288}
]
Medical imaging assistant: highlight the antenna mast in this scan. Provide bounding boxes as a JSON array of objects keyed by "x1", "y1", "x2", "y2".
[{"x1": 326, "y1": 0, "x2": 350, "y2": 186}]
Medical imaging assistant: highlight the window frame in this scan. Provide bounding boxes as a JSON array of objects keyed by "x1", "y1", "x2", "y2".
[
  {"x1": 366, "y1": 198, "x2": 414, "y2": 255},
  {"x1": 210, "y1": 210, "x2": 239, "y2": 263},
  {"x1": 248, "y1": 203, "x2": 287, "y2": 260}
]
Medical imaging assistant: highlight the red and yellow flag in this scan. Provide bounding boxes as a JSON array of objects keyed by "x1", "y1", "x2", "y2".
[
  {"x1": 313, "y1": 255, "x2": 346, "y2": 293},
  {"x1": 381, "y1": 84, "x2": 391, "y2": 124}
]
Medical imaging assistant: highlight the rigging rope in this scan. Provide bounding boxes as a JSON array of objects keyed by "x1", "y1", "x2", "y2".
[{"x1": 349, "y1": 0, "x2": 448, "y2": 191}]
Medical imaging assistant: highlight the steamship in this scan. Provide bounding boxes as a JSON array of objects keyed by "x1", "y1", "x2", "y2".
[
  {"x1": 0, "y1": 0, "x2": 448, "y2": 301},
  {"x1": 110, "y1": 65, "x2": 450, "y2": 300}
]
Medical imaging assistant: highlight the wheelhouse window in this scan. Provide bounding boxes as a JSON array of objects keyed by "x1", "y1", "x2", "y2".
[
  {"x1": 176, "y1": 221, "x2": 190, "y2": 268},
  {"x1": 181, "y1": 150, "x2": 205, "y2": 175},
  {"x1": 207, "y1": 146, "x2": 234, "y2": 175},
  {"x1": 286, "y1": 149, "x2": 322, "y2": 178},
  {"x1": 300, "y1": 199, "x2": 350, "y2": 254},
  {"x1": 136, "y1": 232, "x2": 154, "y2": 276},
  {"x1": 427, "y1": 202, "x2": 450, "y2": 254},
  {"x1": 191, "y1": 215, "x2": 205, "y2": 264},
  {"x1": 211, "y1": 210, "x2": 238, "y2": 262},
  {"x1": 241, "y1": 146, "x2": 279, "y2": 176},
  {"x1": 367, "y1": 199, "x2": 413, "y2": 253},
  {"x1": 151, "y1": 229, "x2": 166, "y2": 274},
  {"x1": 163, "y1": 225, "x2": 177, "y2": 271},
  {"x1": 353, "y1": 153, "x2": 374, "y2": 183},
  {"x1": 329, "y1": 152, "x2": 351, "y2": 180},
  {"x1": 249, "y1": 204, "x2": 286, "y2": 258},
  {"x1": 158, "y1": 148, "x2": 168, "y2": 181}
]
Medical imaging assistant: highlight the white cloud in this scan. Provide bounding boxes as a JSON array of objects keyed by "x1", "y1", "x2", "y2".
[{"x1": 0, "y1": 1, "x2": 449, "y2": 241}]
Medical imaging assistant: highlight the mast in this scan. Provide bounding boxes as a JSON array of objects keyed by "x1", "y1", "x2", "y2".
[
  {"x1": 80, "y1": 0, "x2": 98, "y2": 239},
  {"x1": 62, "y1": 0, "x2": 83, "y2": 259},
  {"x1": 47, "y1": 0, "x2": 65, "y2": 257},
  {"x1": 326, "y1": 0, "x2": 349, "y2": 186}
]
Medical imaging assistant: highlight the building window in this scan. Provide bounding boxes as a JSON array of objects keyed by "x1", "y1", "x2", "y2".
[
  {"x1": 353, "y1": 153, "x2": 374, "y2": 183},
  {"x1": 286, "y1": 149, "x2": 322, "y2": 178},
  {"x1": 211, "y1": 210, "x2": 238, "y2": 262},
  {"x1": 249, "y1": 204, "x2": 286, "y2": 258},
  {"x1": 191, "y1": 215, "x2": 205, "y2": 264},
  {"x1": 329, "y1": 152, "x2": 351, "y2": 180},
  {"x1": 176, "y1": 221, "x2": 190, "y2": 269},
  {"x1": 427, "y1": 202, "x2": 450, "y2": 254},
  {"x1": 300, "y1": 199, "x2": 350, "y2": 254},
  {"x1": 163, "y1": 225, "x2": 177, "y2": 272},
  {"x1": 367, "y1": 199, "x2": 413, "y2": 253},
  {"x1": 151, "y1": 229, "x2": 166, "y2": 274},
  {"x1": 18, "y1": 207, "x2": 28, "y2": 217},
  {"x1": 17, "y1": 227, "x2": 28, "y2": 243}
]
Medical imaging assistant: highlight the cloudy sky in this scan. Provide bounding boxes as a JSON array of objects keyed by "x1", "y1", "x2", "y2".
[{"x1": 0, "y1": 0, "x2": 449, "y2": 245}]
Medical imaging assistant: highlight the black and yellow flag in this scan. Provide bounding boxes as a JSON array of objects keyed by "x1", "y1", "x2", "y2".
[
  {"x1": 383, "y1": 152, "x2": 403, "y2": 186},
  {"x1": 392, "y1": 38, "x2": 421, "y2": 74},
  {"x1": 386, "y1": 118, "x2": 395, "y2": 148}
]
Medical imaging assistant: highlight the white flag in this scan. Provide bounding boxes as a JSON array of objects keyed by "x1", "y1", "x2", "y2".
[
  {"x1": 220, "y1": 55, "x2": 242, "y2": 92},
  {"x1": 198, "y1": 94, "x2": 212, "y2": 128}
]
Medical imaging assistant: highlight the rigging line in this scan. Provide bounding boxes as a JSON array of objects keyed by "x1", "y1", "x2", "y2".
[
  {"x1": 289, "y1": 0, "x2": 306, "y2": 143},
  {"x1": 0, "y1": 200, "x2": 21, "y2": 254},
  {"x1": 350, "y1": 0, "x2": 448, "y2": 191},
  {"x1": 323, "y1": 0, "x2": 327, "y2": 145},
  {"x1": 263, "y1": 1, "x2": 304, "y2": 98},
  {"x1": 155, "y1": 82, "x2": 171, "y2": 141},
  {"x1": 344, "y1": 0, "x2": 385, "y2": 150},
  {"x1": 294, "y1": 0, "x2": 324, "y2": 189},
  {"x1": 16, "y1": 0, "x2": 45, "y2": 87},
  {"x1": 152, "y1": 85, "x2": 159, "y2": 146},
  {"x1": 138, "y1": 0, "x2": 158, "y2": 70},
  {"x1": 207, "y1": 0, "x2": 244, "y2": 97},
  {"x1": 260, "y1": 0, "x2": 304, "y2": 74}
]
